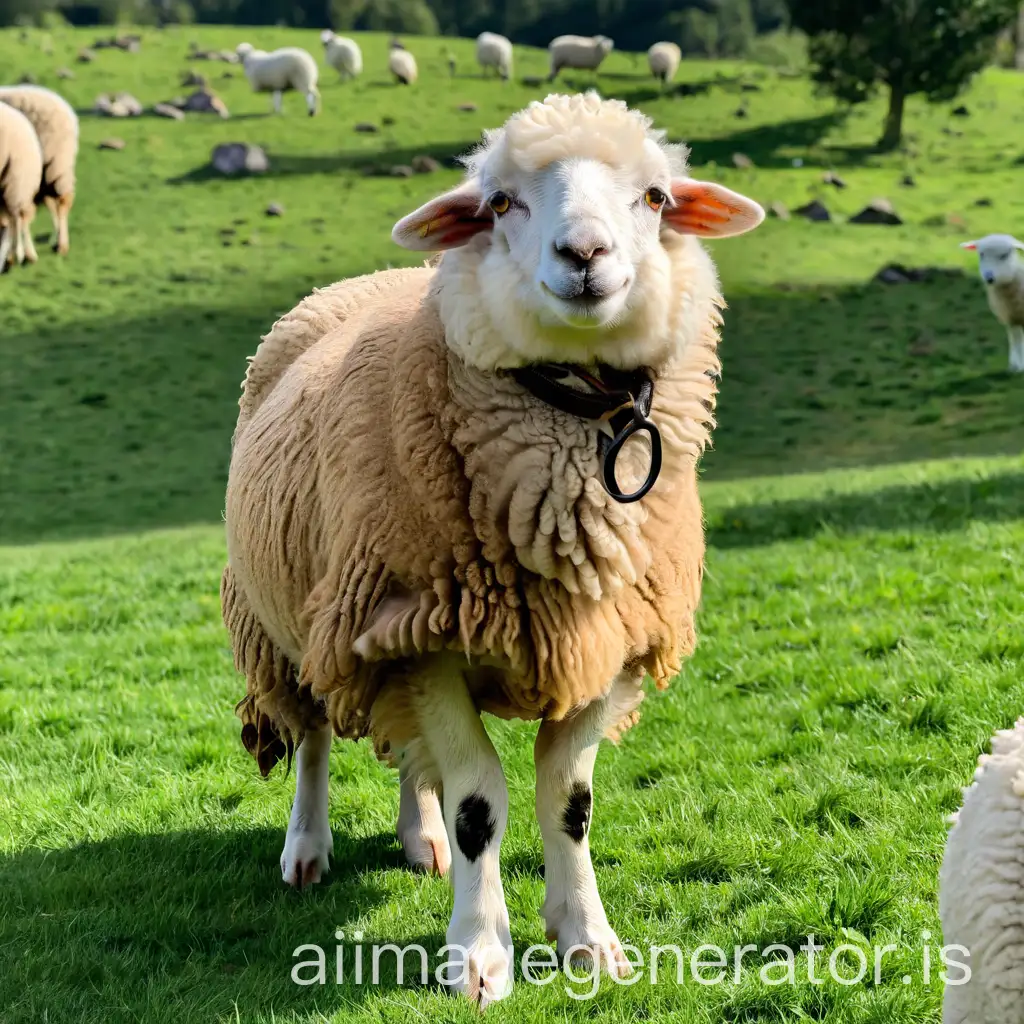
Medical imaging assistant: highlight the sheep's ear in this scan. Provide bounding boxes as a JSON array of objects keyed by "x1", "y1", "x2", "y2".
[
  {"x1": 960, "y1": 240, "x2": 979, "y2": 251},
  {"x1": 392, "y1": 181, "x2": 492, "y2": 251},
  {"x1": 663, "y1": 179, "x2": 765, "y2": 238},
  {"x1": 1014, "y1": 238, "x2": 1024, "y2": 252}
]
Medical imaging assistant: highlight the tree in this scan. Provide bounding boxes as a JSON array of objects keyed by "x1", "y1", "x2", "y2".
[{"x1": 785, "y1": 0, "x2": 1020, "y2": 149}]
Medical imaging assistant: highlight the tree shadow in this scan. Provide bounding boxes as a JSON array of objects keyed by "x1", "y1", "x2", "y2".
[
  {"x1": 0, "y1": 827, "x2": 453, "y2": 1021},
  {"x1": 685, "y1": 113, "x2": 850, "y2": 168}
]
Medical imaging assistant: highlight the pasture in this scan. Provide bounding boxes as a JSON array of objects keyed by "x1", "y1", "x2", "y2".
[{"x1": 2, "y1": 24, "x2": 1024, "y2": 1024}]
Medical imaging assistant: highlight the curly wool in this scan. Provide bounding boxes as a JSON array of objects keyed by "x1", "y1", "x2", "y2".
[
  {"x1": 0, "y1": 102, "x2": 43, "y2": 227},
  {"x1": 0, "y1": 85, "x2": 78, "y2": 202},
  {"x1": 940, "y1": 718, "x2": 1024, "y2": 1024}
]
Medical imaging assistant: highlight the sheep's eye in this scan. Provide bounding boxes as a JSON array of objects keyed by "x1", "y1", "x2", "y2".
[
  {"x1": 644, "y1": 187, "x2": 667, "y2": 212},
  {"x1": 489, "y1": 192, "x2": 511, "y2": 215}
]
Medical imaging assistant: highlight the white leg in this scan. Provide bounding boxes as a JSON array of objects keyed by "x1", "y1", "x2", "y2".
[
  {"x1": 21, "y1": 219, "x2": 38, "y2": 263},
  {"x1": 0, "y1": 224, "x2": 12, "y2": 269},
  {"x1": 13, "y1": 216, "x2": 26, "y2": 264},
  {"x1": 305, "y1": 90, "x2": 317, "y2": 116},
  {"x1": 272, "y1": 90, "x2": 282, "y2": 114},
  {"x1": 414, "y1": 666, "x2": 512, "y2": 1008},
  {"x1": 534, "y1": 672, "x2": 643, "y2": 976},
  {"x1": 280, "y1": 725, "x2": 334, "y2": 888},
  {"x1": 44, "y1": 196, "x2": 59, "y2": 248},
  {"x1": 397, "y1": 763, "x2": 451, "y2": 876},
  {"x1": 1009, "y1": 326, "x2": 1024, "y2": 373}
]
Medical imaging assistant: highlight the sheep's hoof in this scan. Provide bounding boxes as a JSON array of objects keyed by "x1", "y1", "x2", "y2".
[
  {"x1": 548, "y1": 919, "x2": 632, "y2": 978},
  {"x1": 53, "y1": 242, "x2": 69, "y2": 255},
  {"x1": 443, "y1": 938, "x2": 513, "y2": 1009},
  {"x1": 280, "y1": 827, "x2": 333, "y2": 889}
]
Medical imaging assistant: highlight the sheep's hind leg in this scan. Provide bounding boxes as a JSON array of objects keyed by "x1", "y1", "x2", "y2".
[
  {"x1": 280, "y1": 724, "x2": 334, "y2": 888},
  {"x1": 20, "y1": 218, "x2": 38, "y2": 264},
  {"x1": 272, "y1": 90, "x2": 283, "y2": 114},
  {"x1": 397, "y1": 762, "x2": 451, "y2": 876},
  {"x1": 0, "y1": 224, "x2": 12, "y2": 270},
  {"x1": 413, "y1": 663, "x2": 512, "y2": 1008},
  {"x1": 534, "y1": 671, "x2": 643, "y2": 977},
  {"x1": 1008, "y1": 326, "x2": 1024, "y2": 373}
]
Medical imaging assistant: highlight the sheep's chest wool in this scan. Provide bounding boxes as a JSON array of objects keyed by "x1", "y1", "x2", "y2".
[{"x1": 222, "y1": 261, "x2": 720, "y2": 770}]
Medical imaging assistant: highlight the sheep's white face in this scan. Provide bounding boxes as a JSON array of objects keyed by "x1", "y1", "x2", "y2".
[{"x1": 963, "y1": 234, "x2": 1024, "y2": 287}]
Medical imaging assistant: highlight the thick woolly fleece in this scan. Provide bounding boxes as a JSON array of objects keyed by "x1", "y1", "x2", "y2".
[
  {"x1": 0, "y1": 102, "x2": 43, "y2": 227},
  {"x1": 223, "y1": 228, "x2": 721, "y2": 774},
  {"x1": 0, "y1": 86, "x2": 78, "y2": 202},
  {"x1": 940, "y1": 718, "x2": 1024, "y2": 1023},
  {"x1": 987, "y1": 276, "x2": 1024, "y2": 330}
]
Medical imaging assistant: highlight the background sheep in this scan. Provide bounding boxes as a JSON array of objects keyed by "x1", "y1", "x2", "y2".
[
  {"x1": 236, "y1": 42, "x2": 319, "y2": 115},
  {"x1": 476, "y1": 31, "x2": 512, "y2": 80},
  {"x1": 320, "y1": 30, "x2": 361, "y2": 81},
  {"x1": 548, "y1": 34, "x2": 614, "y2": 80},
  {"x1": 647, "y1": 41, "x2": 681, "y2": 87},
  {"x1": 962, "y1": 234, "x2": 1024, "y2": 372},
  {"x1": 939, "y1": 718, "x2": 1024, "y2": 1023},
  {"x1": 223, "y1": 92, "x2": 762, "y2": 1008},
  {"x1": 0, "y1": 101, "x2": 43, "y2": 269},
  {"x1": 0, "y1": 84, "x2": 78, "y2": 255},
  {"x1": 388, "y1": 43, "x2": 417, "y2": 85}
]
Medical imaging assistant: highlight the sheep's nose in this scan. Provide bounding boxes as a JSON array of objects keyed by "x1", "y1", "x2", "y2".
[
  {"x1": 554, "y1": 240, "x2": 610, "y2": 271},
  {"x1": 983, "y1": 270, "x2": 995, "y2": 283}
]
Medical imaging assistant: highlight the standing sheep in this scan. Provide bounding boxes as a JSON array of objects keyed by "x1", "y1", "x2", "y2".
[
  {"x1": 320, "y1": 30, "x2": 362, "y2": 81},
  {"x1": 548, "y1": 34, "x2": 614, "y2": 81},
  {"x1": 939, "y1": 718, "x2": 1024, "y2": 1023},
  {"x1": 388, "y1": 43, "x2": 417, "y2": 85},
  {"x1": 647, "y1": 41, "x2": 681, "y2": 87},
  {"x1": 222, "y1": 92, "x2": 763, "y2": 1007},
  {"x1": 0, "y1": 101, "x2": 43, "y2": 269},
  {"x1": 236, "y1": 42, "x2": 320, "y2": 115},
  {"x1": 0, "y1": 85, "x2": 78, "y2": 255},
  {"x1": 476, "y1": 31, "x2": 513, "y2": 80},
  {"x1": 962, "y1": 235, "x2": 1024, "y2": 372}
]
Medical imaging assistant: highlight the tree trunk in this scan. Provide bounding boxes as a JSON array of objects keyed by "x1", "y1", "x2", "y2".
[
  {"x1": 879, "y1": 83, "x2": 905, "y2": 151},
  {"x1": 1016, "y1": 2, "x2": 1024, "y2": 71}
]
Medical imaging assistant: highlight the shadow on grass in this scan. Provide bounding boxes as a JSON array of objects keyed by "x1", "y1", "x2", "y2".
[
  {"x1": 686, "y1": 113, "x2": 849, "y2": 168},
  {"x1": 0, "y1": 827, "x2": 449, "y2": 1021}
]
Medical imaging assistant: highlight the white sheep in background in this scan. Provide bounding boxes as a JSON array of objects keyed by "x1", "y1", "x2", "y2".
[
  {"x1": 236, "y1": 42, "x2": 320, "y2": 115},
  {"x1": 0, "y1": 101, "x2": 43, "y2": 269},
  {"x1": 647, "y1": 41, "x2": 681, "y2": 87},
  {"x1": 476, "y1": 31, "x2": 513, "y2": 80},
  {"x1": 388, "y1": 43, "x2": 417, "y2": 85},
  {"x1": 320, "y1": 30, "x2": 362, "y2": 81},
  {"x1": 548, "y1": 34, "x2": 614, "y2": 80},
  {"x1": 939, "y1": 718, "x2": 1024, "y2": 1023},
  {"x1": 0, "y1": 85, "x2": 78, "y2": 255},
  {"x1": 222, "y1": 91, "x2": 762, "y2": 1008},
  {"x1": 962, "y1": 235, "x2": 1024, "y2": 372}
]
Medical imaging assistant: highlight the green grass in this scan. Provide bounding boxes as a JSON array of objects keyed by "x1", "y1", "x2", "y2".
[{"x1": 3, "y1": 23, "x2": 1024, "y2": 1024}]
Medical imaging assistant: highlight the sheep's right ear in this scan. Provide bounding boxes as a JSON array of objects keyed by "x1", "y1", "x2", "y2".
[
  {"x1": 392, "y1": 181, "x2": 492, "y2": 251},
  {"x1": 960, "y1": 241, "x2": 978, "y2": 251}
]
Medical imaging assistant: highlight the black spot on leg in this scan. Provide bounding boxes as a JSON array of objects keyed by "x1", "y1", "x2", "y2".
[
  {"x1": 562, "y1": 783, "x2": 592, "y2": 843},
  {"x1": 456, "y1": 794, "x2": 495, "y2": 862}
]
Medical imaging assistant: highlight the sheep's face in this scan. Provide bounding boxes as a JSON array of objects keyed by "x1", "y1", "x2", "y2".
[
  {"x1": 963, "y1": 234, "x2": 1024, "y2": 287},
  {"x1": 393, "y1": 93, "x2": 764, "y2": 363}
]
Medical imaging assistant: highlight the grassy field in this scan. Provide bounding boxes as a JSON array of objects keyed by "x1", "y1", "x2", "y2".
[{"x1": 2, "y1": 24, "x2": 1024, "y2": 1024}]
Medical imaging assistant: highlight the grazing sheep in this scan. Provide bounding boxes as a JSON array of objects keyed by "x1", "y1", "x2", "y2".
[
  {"x1": 962, "y1": 235, "x2": 1024, "y2": 372},
  {"x1": 388, "y1": 44, "x2": 417, "y2": 85},
  {"x1": 222, "y1": 91, "x2": 763, "y2": 1007},
  {"x1": 476, "y1": 31, "x2": 513, "y2": 80},
  {"x1": 320, "y1": 30, "x2": 362, "y2": 81},
  {"x1": 0, "y1": 101, "x2": 43, "y2": 269},
  {"x1": 548, "y1": 34, "x2": 614, "y2": 80},
  {"x1": 0, "y1": 85, "x2": 78, "y2": 255},
  {"x1": 939, "y1": 718, "x2": 1024, "y2": 1023},
  {"x1": 236, "y1": 42, "x2": 319, "y2": 116},
  {"x1": 647, "y1": 41, "x2": 681, "y2": 87}
]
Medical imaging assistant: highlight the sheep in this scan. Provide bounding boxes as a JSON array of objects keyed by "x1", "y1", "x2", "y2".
[
  {"x1": 236, "y1": 42, "x2": 320, "y2": 116},
  {"x1": 647, "y1": 41, "x2": 681, "y2": 87},
  {"x1": 0, "y1": 85, "x2": 78, "y2": 255},
  {"x1": 548, "y1": 34, "x2": 614, "y2": 81},
  {"x1": 476, "y1": 31, "x2": 513, "y2": 80},
  {"x1": 962, "y1": 235, "x2": 1024, "y2": 372},
  {"x1": 388, "y1": 43, "x2": 417, "y2": 85},
  {"x1": 939, "y1": 718, "x2": 1024, "y2": 1023},
  {"x1": 221, "y1": 91, "x2": 763, "y2": 1008},
  {"x1": 320, "y1": 30, "x2": 362, "y2": 81},
  {"x1": 0, "y1": 101, "x2": 43, "y2": 270}
]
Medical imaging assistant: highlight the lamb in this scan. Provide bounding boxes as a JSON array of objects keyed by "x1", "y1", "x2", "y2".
[
  {"x1": 0, "y1": 101, "x2": 43, "y2": 269},
  {"x1": 476, "y1": 31, "x2": 513, "y2": 80},
  {"x1": 0, "y1": 85, "x2": 78, "y2": 255},
  {"x1": 388, "y1": 43, "x2": 417, "y2": 85},
  {"x1": 962, "y1": 235, "x2": 1024, "y2": 372},
  {"x1": 647, "y1": 41, "x2": 681, "y2": 87},
  {"x1": 548, "y1": 34, "x2": 614, "y2": 80},
  {"x1": 939, "y1": 718, "x2": 1024, "y2": 1023},
  {"x1": 222, "y1": 91, "x2": 763, "y2": 1008},
  {"x1": 236, "y1": 42, "x2": 320, "y2": 116},
  {"x1": 320, "y1": 30, "x2": 362, "y2": 81}
]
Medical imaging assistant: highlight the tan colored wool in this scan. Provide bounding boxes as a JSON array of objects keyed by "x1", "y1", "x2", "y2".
[
  {"x1": 0, "y1": 86, "x2": 78, "y2": 203},
  {"x1": 988, "y1": 276, "x2": 1024, "y2": 328},
  {"x1": 0, "y1": 102, "x2": 43, "y2": 249},
  {"x1": 223, "y1": 240, "x2": 721, "y2": 774}
]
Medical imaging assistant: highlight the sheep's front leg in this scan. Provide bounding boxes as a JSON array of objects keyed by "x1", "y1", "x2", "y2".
[
  {"x1": 414, "y1": 669, "x2": 512, "y2": 1008},
  {"x1": 13, "y1": 216, "x2": 26, "y2": 265},
  {"x1": 0, "y1": 224, "x2": 12, "y2": 269},
  {"x1": 20, "y1": 219, "x2": 38, "y2": 264},
  {"x1": 534, "y1": 672, "x2": 642, "y2": 976},
  {"x1": 1008, "y1": 325, "x2": 1024, "y2": 373},
  {"x1": 272, "y1": 89, "x2": 283, "y2": 114},
  {"x1": 397, "y1": 763, "x2": 451, "y2": 876},
  {"x1": 280, "y1": 724, "x2": 334, "y2": 888}
]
